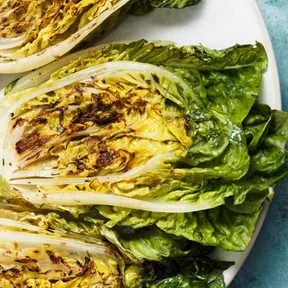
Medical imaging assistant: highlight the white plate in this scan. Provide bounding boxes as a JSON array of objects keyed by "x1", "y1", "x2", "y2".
[{"x1": 0, "y1": 0, "x2": 281, "y2": 285}]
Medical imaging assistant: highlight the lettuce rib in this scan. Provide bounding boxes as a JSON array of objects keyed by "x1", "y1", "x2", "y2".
[{"x1": 20, "y1": 190, "x2": 221, "y2": 213}]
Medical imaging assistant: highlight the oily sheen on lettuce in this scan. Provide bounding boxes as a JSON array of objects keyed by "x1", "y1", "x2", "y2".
[
  {"x1": 0, "y1": 40, "x2": 287, "y2": 257},
  {"x1": 0, "y1": 0, "x2": 201, "y2": 73}
]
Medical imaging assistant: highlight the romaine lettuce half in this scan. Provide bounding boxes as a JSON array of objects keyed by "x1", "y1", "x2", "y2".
[
  {"x1": 0, "y1": 0, "x2": 201, "y2": 73},
  {"x1": 0, "y1": 40, "x2": 287, "y2": 255},
  {"x1": 0, "y1": 209, "x2": 125, "y2": 287},
  {"x1": 0, "y1": 207, "x2": 233, "y2": 287}
]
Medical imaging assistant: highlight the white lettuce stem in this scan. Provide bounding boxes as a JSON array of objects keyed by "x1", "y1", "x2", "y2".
[
  {"x1": 0, "y1": 218, "x2": 42, "y2": 232},
  {"x1": 0, "y1": 33, "x2": 27, "y2": 50},
  {"x1": 20, "y1": 190, "x2": 216, "y2": 213},
  {"x1": 9, "y1": 152, "x2": 174, "y2": 183},
  {"x1": 0, "y1": 230, "x2": 109, "y2": 256}
]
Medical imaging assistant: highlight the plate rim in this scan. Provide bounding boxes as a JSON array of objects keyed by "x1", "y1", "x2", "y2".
[{"x1": 225, "y1": 0, "x2": 281, "y2": 285}]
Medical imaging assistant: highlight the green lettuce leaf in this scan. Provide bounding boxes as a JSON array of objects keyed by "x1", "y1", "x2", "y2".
[
  {"x1": 124, "y1": 257, "x2": 232, "y2": 288},
  {"x1": 128, "y1": 0, "x2": 155, "y2": 15},
  {"x1": 120, "y1": 226, "x2": 213, "y2": 261},
  {"x1": 243, "y1": 101, "x2": 272, "y2": 151},
  {"x1": 150, "y1": 0, "x2": 201, "y2": 8},
  {"x1": 146, "y1": 257, "x2": 232, "y2": 288},
  {"x1": 128, "y1": 0, "x2": 201, "y2": 15},
  {"x1": 96, "y1": 199, "x2": 262, "y2": 251},
  {"x1": 248, "y1": 110, "x2": 288, "y2": 176}
]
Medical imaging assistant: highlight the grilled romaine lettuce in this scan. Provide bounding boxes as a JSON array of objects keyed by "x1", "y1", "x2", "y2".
[
  {"x1": 0, "y1": 207, "x2": 232, "y2": 287},
  {"x1": 0, "y1": 0, "x2": 201, "y2": 73},
  {"x1": 0, "y1": 40, "x2": 287, "y2": 255},
  {"x1": 0, "y1": 0, "x2": 132, "y2": 73},
  {"x1": 0, "y1": 209, "x2": 125, "y2": 287}
]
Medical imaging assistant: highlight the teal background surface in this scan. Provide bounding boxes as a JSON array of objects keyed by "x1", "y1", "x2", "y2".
[{"x1": 231, "y1": 1, "x2": 288, "y2": 287}]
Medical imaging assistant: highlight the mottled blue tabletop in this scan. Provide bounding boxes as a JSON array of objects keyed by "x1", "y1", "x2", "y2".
[{"x1": 231, "y1": 1, "x2": 288, "y2": 287}]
